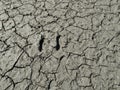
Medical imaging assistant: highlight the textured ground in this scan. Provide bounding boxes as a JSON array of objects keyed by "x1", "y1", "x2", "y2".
[{"x1": 0, "y1": 0, "x2": 120, "y2": 90}]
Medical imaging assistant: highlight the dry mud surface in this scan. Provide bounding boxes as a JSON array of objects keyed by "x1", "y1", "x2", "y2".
[{"x1": 0, "y1": 0, "x2": 120, "y2": 90}]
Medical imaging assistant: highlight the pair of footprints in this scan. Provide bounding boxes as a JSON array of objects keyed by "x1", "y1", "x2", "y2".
[{"x1": 38, "y1": 35, "x2": 61, "y2": 52}]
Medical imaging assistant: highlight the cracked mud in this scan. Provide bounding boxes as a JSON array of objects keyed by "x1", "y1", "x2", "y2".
[{"x1": 0, "y1": 0, "x2": 120, "y2": 90}]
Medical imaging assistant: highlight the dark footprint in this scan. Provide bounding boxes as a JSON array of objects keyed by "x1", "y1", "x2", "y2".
[
  {"x1": 55, "y1": 34, "x2": 61, "y2": 51},
  {"x1": 38, "y1": 35, "x2": 44, "y2": 52}
]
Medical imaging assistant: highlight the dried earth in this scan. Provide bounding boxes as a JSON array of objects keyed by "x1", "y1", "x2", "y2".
[{"x1": 0, "y1": 0, "x2": 120, "y2": 90}]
